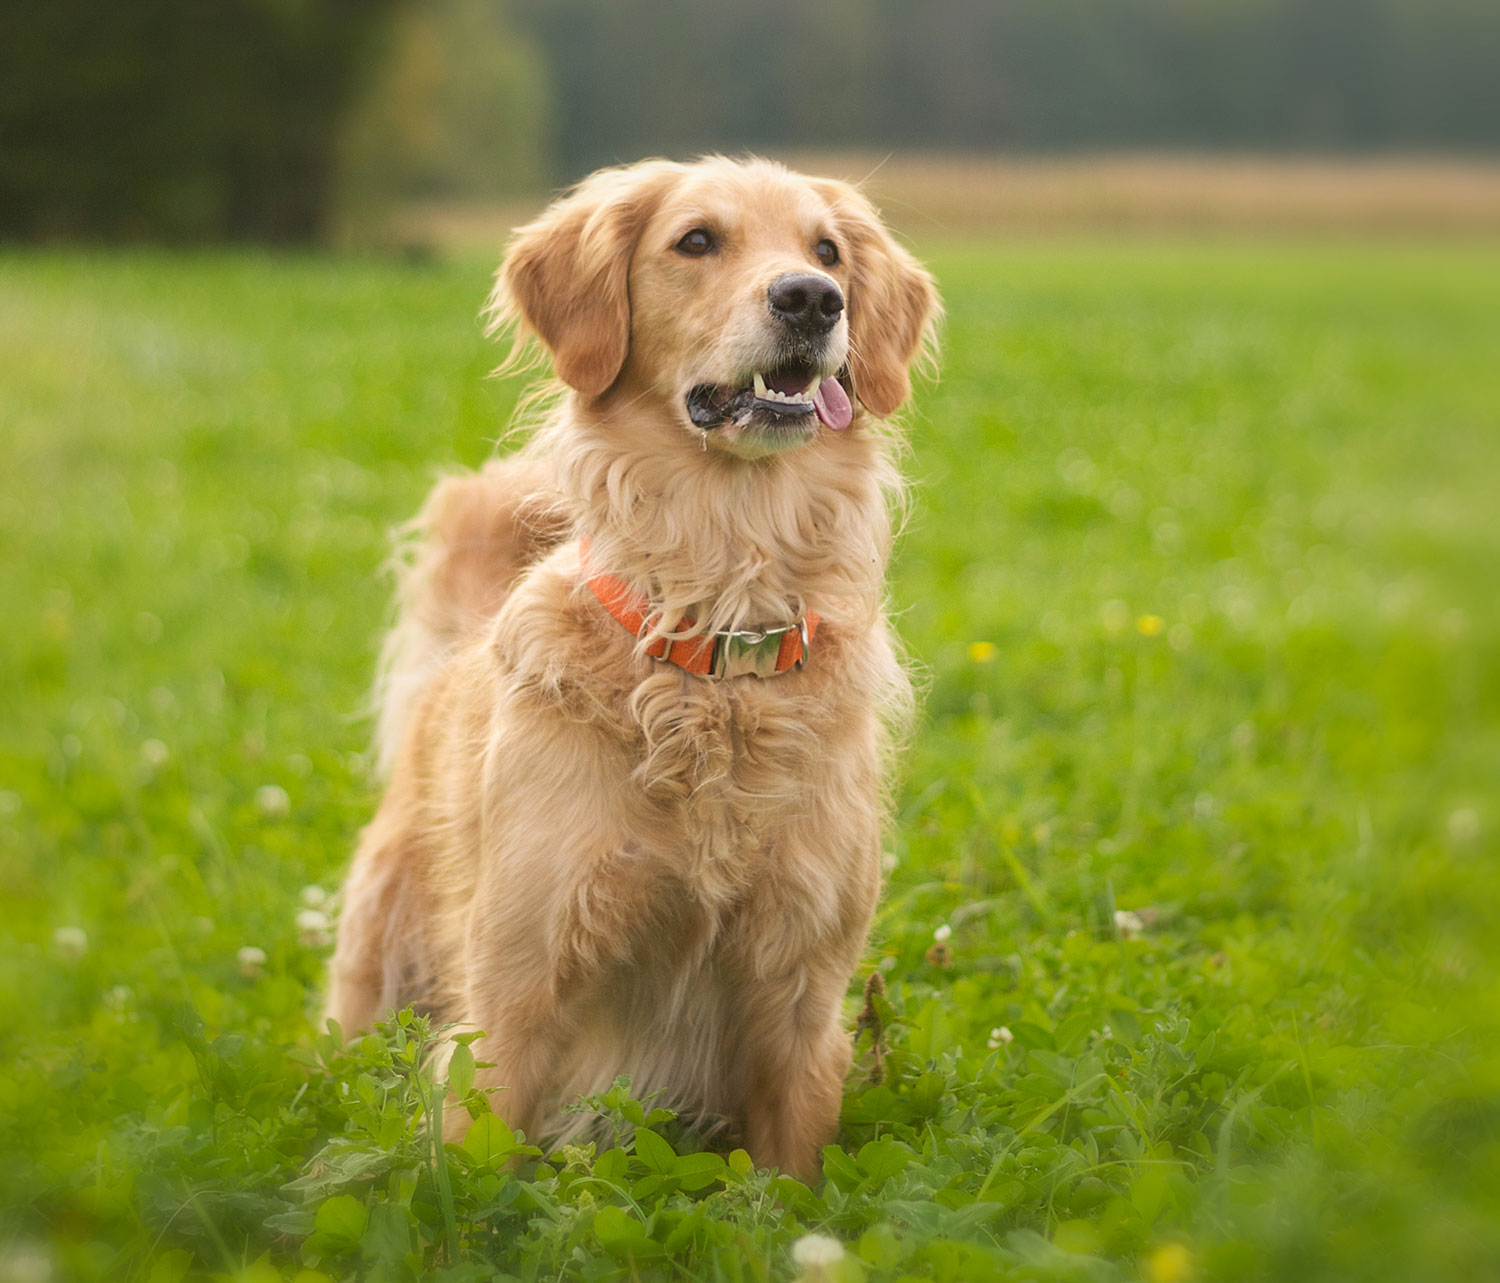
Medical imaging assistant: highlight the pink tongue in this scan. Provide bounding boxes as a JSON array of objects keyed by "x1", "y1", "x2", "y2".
[{"x1": 813, "y1": 377, "x2": 853, "y2": 431}]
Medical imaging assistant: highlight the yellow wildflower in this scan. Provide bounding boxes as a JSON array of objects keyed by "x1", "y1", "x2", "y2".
[{"x1": 1144, "y1": 1242, "x2": 1194, "y2": 1283}]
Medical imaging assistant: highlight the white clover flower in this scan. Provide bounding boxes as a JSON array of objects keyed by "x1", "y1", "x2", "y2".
[
  {"x1": 53, "y1": 926, "x2": 88, "y2": 958},
  {"x1": 299, "y1": 884, "x2": 329, "y2": 909},
  {"x1": 238, "y1": 945, "x2": 268, "y2": 978},
  {"x1": 0, "y1": 1240, "x2": 53, "y2": 1283},
  {"x1": 988, "y1": 1026, "x2": 1014, "y2": 1049},
  {"x1": 791, "y1": 1233, "x2": 845, "y2": 1271},
  {"x1": 296, "y1": 908, "x2": 331, "y2": 948},
  {"x1": 256, "y1": 784, "x2": 290, "y2": 818},
  {"x1": 1114, "y1": 909, "x2": 1145, "y2": 940},
  {"x1": 932, "y1": 923, "x2": 952, "y2": 943}
]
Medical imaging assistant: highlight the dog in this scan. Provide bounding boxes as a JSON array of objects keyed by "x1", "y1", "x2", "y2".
[{"x1": 325, "y1": 156, "x2": 938, "y2": 1182}]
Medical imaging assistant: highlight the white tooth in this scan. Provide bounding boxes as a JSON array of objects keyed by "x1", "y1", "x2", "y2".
[
  {"x1": 807, "y1": 375, "x2": 821, "y2": 398},
  {"x1": 753, "y1": 372, "x2": 767, "y2": 398}
]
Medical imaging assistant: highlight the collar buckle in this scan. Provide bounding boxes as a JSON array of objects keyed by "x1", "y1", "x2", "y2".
[
  {"x1": 708, "y1": 621, "x2": 808, "y2": 679},
  {"x1": 581, "y1": 536, "x2": 817, "y2": 679}
]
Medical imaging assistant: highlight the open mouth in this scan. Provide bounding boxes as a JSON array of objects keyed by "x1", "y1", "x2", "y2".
[{"x1": 687, "y1": 361, "x2": 853, "y2": 433}]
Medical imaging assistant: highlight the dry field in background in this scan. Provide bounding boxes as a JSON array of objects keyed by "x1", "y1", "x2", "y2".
[{"x1": 389, "y1": 153, "x2": 1500, "y2": 253}]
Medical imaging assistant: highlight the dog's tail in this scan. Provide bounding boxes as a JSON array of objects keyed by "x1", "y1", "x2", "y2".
[{"x1": 372, "y1": 454, "x2": 569, "y2": 776}]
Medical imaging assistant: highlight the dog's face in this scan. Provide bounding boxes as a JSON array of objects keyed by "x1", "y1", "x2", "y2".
[
  {"x1": 493, "y1": 158, "x2": 937, "y2": 459},
  {"x1": 629, "y1": 163, "x2": 854, "y2": 458}
]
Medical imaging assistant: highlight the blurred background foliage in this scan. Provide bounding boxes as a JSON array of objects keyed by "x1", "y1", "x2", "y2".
[
  {"x1": 336, "y1": 0, "x2": 549, "y2": 232},
  {"x1": 0, "y1": 0, "x2": 397, "y2": 241},
  {"x1": 2, "y1": 0, "x2": 1498, "y2": 242}
]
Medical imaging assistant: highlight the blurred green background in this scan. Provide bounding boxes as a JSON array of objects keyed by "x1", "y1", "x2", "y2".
[{"x1": 3, "y1": 3, "x2": 1499, "y2": 1282}]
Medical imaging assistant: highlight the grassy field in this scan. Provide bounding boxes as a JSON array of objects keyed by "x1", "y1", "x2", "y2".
[{"x1": 2, "y1": 237, "x2": 1498, "y2": 1282}]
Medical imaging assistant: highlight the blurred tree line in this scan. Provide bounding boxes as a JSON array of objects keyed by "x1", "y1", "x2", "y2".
[
  {"x1": 529, "y1": 0, "x2": 1500, "y2": 173},
  {"x1": 2, "y1": 0, "x2": 1495, "y2": 242}
]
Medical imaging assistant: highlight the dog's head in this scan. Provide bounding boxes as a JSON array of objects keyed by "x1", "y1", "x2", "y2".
[{"x1": 491, "y1": 157, "x2": 938, "y2": 459}]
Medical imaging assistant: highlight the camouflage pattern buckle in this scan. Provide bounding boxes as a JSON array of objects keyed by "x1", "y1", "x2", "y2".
[{"x1": 708, "y1": 620, "x2": 809, "y2": 678}]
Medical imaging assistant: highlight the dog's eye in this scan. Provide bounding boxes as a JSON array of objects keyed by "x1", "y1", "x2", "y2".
[
  {"x1": 814, "y1": 238, "x2": 840, "y2": 267},
  {"x1": 676, "y1": 228, "x2": 716, "y2": 257}
]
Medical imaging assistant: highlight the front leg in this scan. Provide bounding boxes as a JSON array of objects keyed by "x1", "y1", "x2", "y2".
[
  {"x1": 738, "y1": 960, "x2": 856, "y2": 1183},
  {"x1": 447, "y1": 973, "x2": 573, "y2": 1146},
  {"x1": 732, "y1": 826, "x2": 881, "y2": 1181},
  {"x1": 448, "y1": 839, "x2": 677, "y2": 1146}
]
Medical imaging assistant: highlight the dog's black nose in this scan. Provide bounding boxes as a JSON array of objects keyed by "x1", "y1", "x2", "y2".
[{"x1": 768, "y1": 272, "x2": 844, "y2": 333}]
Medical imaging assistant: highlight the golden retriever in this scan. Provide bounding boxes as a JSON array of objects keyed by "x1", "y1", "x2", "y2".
[{"x1": 325, "y1": 156, "x2": 938, "y2": 1181}]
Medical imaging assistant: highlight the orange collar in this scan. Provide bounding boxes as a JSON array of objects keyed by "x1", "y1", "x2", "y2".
[{"x1": 580, "y1": 538, "x2": 819, "y2": 679}]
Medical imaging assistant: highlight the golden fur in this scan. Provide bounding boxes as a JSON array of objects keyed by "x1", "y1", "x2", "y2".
[{"x1": 326, "y1": 157, "x2": 939, "y2": 1180}]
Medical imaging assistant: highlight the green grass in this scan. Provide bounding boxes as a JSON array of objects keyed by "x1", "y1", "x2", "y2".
[{"x1": 2, "y1": 238, "x2": 1498, "y2": 1282}]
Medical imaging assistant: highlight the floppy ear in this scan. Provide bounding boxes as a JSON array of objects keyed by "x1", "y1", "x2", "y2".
[
  {"x1": 488, "y1": 162, "x2": 680, "y2": 397},
  {"x1": 818, "y1": 181, "x2": 940, "y2": 419}
]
